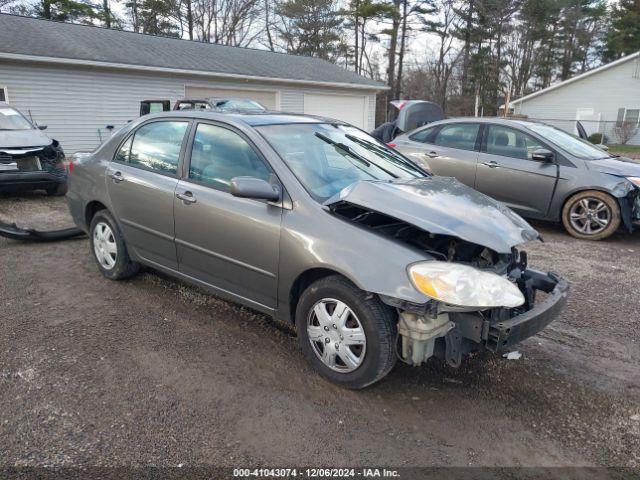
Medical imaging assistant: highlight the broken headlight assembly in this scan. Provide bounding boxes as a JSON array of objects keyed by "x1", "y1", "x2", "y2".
[
  {"x1": 408, "y1": 261, "x2": 525, "y2": 308},
  {"x1": 627, "y1": 177, "x2": 640, "y2": 188}
]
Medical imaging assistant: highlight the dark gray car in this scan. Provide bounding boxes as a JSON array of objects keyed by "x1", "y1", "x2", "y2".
[
  {"x1": 0, "y1": 102, "x2": 67, "y2": 196},
  {"x1": 393, "y1": 118, "x2": 640, "y2": 240},
  {"x1": 66, "y1": 111, "x2": 568, "y2": 388}
]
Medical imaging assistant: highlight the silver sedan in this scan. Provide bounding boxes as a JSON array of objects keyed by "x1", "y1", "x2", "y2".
[{"x1": 393, "y1": 118, "x2": 640, "y2": 240}]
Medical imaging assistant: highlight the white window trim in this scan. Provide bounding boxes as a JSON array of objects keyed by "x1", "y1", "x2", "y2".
[{"x1": 0, "y1": 86, "x2": 8, "y2": 103}]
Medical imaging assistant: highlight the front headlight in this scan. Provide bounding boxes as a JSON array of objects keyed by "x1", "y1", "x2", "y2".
[
  {"x1": 627, "y1": 177, "x2": 640, "y2": 188},
  {"x1": 408, "y1": 261, "x2": 525, "y2": 308}
]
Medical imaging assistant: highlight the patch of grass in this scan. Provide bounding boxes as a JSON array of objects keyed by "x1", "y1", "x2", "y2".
[{"x1": 607, "y1": 144, "x2": 640, "y2": 155}]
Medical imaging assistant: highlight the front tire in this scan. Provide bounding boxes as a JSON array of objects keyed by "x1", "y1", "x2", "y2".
[
  {"x1": 89, "y1": 210, "x2": 139, "y2": 280},
  {"x1": 295, "y1": 275, "x2": 397, "y2": 389},
  {"x1": 561, "y1": 190, "x2": 620, "y2": 240}
]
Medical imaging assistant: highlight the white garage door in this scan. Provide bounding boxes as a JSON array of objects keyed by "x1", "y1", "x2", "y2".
[
  {"x1": 304, "y1": 93, "x2": 367, "y2": 129},
  {"x1": 184, "y1": 86, "x2": 278, "y2": 110}
]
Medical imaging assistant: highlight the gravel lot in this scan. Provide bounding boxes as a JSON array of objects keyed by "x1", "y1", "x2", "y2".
[{"x1": 1, "y1": 192, "x2": 639, "y2": 469}]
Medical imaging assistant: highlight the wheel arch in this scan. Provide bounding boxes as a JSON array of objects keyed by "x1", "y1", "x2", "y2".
[
  {"x1": 85, "y1": 200, "x2": 109, "y2": 228},
  {"x1": 287, "y1": 267, "x2": 357, "y2": 324},
  {"x1": 560, "y1": 187, "x2": 620, "y2": 214}
]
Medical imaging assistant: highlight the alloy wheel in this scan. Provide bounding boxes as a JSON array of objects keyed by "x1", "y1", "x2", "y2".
[
  {"x1": 307, "y1": 298, "x2": 367, "y2": 373},
  {"x1": 93, "y1": 222, "x2": 118, "y2": 270},
  {"x1": 569, "y1": 198, "x2": 611, "y2": 235}
]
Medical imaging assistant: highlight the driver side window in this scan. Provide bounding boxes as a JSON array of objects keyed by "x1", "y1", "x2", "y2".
[
  {"x1": 188, "y1": 123, "x2": 271, "y2": 191},
  {"x1": 486, "y1": 125, "x2": 545, "y2": 160}
]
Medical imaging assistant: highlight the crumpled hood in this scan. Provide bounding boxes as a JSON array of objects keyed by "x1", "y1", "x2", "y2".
[
  {"x1": 325, "y1": 177, "x2": 539, "y2": 254},
  {"x1": 588, "y1": 156, "x2": 640, "y2": 177},
  {"x1": 0, "y1": 129, "x2": 52, "y2": 150}
]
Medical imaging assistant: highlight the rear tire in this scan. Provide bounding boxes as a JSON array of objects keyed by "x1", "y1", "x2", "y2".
[
  {"x1": 561, "y1": 190, "x2": 620, "y2": 240},
  {"x1": 89, "y1": 210, "x2": 139, "y2": 280},
  {"x1": 46, "y1": 183, "x2": 68, "y2": 196},
  {"x1": 295, "y1": 275, "x2": 397, "y2": 389}
]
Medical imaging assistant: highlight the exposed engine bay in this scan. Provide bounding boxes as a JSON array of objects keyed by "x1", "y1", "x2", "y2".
[{"x1": 329, "y1": 199, "x2": 568, "y2": 368}]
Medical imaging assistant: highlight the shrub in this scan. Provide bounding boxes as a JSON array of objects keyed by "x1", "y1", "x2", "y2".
[{"x1": 588, "y1": 133, "x2": 608, "y2": 144}]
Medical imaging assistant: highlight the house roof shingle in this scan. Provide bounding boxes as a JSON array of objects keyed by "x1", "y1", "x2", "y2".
[{"x1": 0, "y1": 14, "x2": 384, "y2": 89}]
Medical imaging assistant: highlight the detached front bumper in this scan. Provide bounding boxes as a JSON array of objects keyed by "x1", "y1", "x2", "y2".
[{"x1": 486, "y1": 270, "x2": 568, "y2": 352}]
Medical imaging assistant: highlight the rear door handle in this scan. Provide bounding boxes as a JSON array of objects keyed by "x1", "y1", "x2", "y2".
[
  {"x1": 482, "y1": 161, "x2": 500, "y2": 168},
  {"x1": 107, "y1": 170, "x2": 125, "y2": 183},
  {"x1": 425, "y1": 151, "x2": 439, "y2": 158},
  {"x1": 176, "y1": 191, "x2": 197, "y2": 204}
]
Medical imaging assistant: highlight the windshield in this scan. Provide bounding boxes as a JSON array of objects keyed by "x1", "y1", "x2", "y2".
[
  {"x1": 526, "y1": 123, "x2": 610, "y2": 160},
  {"x1": 258, "y1": 123, "x2": 425, "y2": 201},
  {"x1": 0, "y1": 107, "x2": 33, "y2": 131},
  {"x1": 213, "y1": 99, "x2": 266, "y2": 111}
]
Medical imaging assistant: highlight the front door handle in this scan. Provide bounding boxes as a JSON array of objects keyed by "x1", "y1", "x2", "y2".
[
  {"x1": 482, "y1": 161, "x2": 500, "y2": 168},
  {"x1": 425, "y1": 151, "x2": 439, "y2": 158},
  {"x1": 176, "y1": 191, "x2": 197, "y2": 204},
  {"x1": 107, "y1": 170, "x2": 125, "y2": 183}
]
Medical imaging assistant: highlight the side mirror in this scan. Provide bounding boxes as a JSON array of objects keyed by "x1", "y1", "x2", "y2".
[
  {"x1": 599, "y1": 144, "x2": 609, "y2": 151},
  {"x1": 531, "y1": 148, "x2": 554, "y2": 162},
  {"x1": 37, "y1": 125, "x2": 48, "y2": 130},
  {"x1": 230, "y1": 176, "x2": 280, "y2": 202}
]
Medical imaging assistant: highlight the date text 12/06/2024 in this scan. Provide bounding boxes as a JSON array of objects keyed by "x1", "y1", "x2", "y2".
[{"x1": 233, "y1": 468, "x2": 401, "y2": 478}]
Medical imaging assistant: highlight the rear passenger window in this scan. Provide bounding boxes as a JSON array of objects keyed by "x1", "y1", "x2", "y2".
[
  {"x1": 486, "y1": 125, "x2": 544, "y2": 160},
  {"x1": 434, "y1": 124, "x2": 479, "y2": 151},
  {"x1": 115, "y1": 136, "x2": 133, "y2": 163},
  {"x1": 409, "y1": 126, "x2": 437, "y2": 143},
  {"x1": 188, "y1": 123, "x2": 271, "y2": 190},
  {"x1": 122, "y1": 121, "x2": 188, "y2": 175}
]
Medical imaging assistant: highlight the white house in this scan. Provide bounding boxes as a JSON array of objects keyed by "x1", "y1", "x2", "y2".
[
  {"x1": 0, "y1": 14, "x2": 385, "y2": 153},
  {"x1": 509, "y1": 51, "x2": 640, "y2": 145}
]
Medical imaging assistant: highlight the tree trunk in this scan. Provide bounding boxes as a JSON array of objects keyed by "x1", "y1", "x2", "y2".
[
  {"x1": 265, "y1": 0, "x2": 275, "y2": 51},
  {"x1": 42, "y1": 0, "x2": 51, "y2": 19},
  {"x1": 386, "y1": 0, "x2": 401, "y2": 119},
  {"x1": 186, "y1": 0, "x2": 194, "y2": 40},
  {"x1": 103, "y1": 0, "x2": 110, "y2": 28},
  {"x1": 460, "y1": 0, "x2": 474, "y2": 115},
  {"x1": 394, "y1": 0, "x2": 409, "y2": 99}
]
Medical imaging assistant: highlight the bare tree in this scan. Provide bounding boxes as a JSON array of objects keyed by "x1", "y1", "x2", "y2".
[
  {"x1": 613, "y1": 121, "x2": 639, "y2": 145},
  {"x1": 191, "y1": 0, "x2": 264, "y2": 46}
]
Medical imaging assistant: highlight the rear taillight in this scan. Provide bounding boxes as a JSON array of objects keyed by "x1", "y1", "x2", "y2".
[
  {"x1": 387, "y1": 143, "x2": 397, "y2": 149},
  {"x1": 67, "y1": 161, "x2": 74, "y2": 174}
]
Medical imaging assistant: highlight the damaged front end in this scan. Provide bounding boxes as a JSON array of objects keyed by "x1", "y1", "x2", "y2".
[
  {"x1": 621, "y1": 187, "x2": 640, "y2": 231},
  {"x1": 0, "y1": 141, "x2": 67, "y2": 191},
  {"x1": 327, "y1": 178, "x2": 568, "y2": 367},
  {"x1": 384, "y1": 266, "x2": 568, "y2": 367}
]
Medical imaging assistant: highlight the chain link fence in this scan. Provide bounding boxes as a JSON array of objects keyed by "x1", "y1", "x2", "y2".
[{"x1": 519, "y1": 117, "x2": 640, "y2": 147}]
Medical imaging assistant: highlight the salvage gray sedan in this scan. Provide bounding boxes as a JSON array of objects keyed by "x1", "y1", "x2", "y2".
[
  {"x1": 67, "y1": 111, "x2": 568, "y2": 388},
  {"x1": 393, "y1": 118, "x2": 640, "y2": 240}
]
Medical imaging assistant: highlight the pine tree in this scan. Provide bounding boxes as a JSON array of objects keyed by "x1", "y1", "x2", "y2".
[
  {"x1": 34, "y1": 0, "x2": 98, "y2": 23},
  {"x1": 276, "y1": 0, "x2": 345, "y2": 60},
  {"x1": 604, "y1": 0, "x2": 640, "y2": 60}
]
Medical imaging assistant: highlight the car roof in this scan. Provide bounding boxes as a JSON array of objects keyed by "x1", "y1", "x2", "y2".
[
  {"x1": 425, "y1": 117, "x2": 543, "y2": 128},
  {"x1": 142, "y1": 110, "x2": 347, "y2": 127}
]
